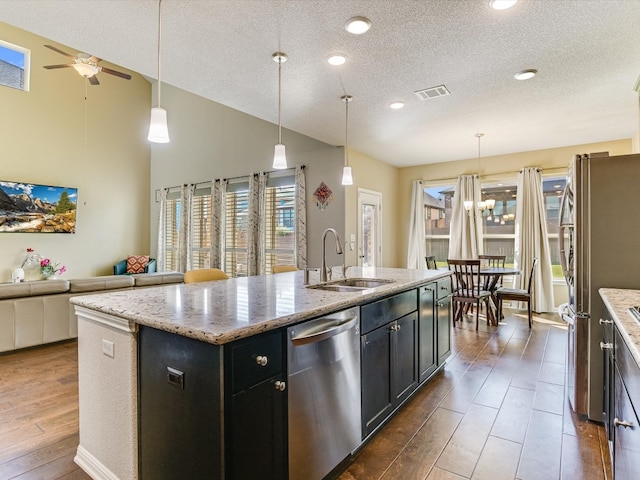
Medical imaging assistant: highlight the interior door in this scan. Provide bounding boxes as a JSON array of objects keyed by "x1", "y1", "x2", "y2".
[{"x1": 358, "y1": 189, "x2": 382, "y2": 267}]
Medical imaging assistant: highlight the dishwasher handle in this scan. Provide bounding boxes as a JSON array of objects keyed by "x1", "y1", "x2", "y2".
[{"x1": 291, "y1": 316, "x2": 359, "y2": 346}]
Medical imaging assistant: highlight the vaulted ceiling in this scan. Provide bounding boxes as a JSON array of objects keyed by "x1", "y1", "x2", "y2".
[{"x1": 2, "y1": 0, "x2": 639, "y2": 166}]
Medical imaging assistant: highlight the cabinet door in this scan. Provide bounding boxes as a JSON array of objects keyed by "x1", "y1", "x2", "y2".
[
  {"x1": 228, "y1": 375, "x2": 287, "y2": 480},
  {"x1": 361, "y1": 323, "x2": 393, "y2": 437},
  {"x1": 139, "y1": 326, "x2": 222, "y2": 480},
  {"x1": 393, "y1": 312, "x2": 419, "y2": 404},
  {"x1": 614, "y1": 367, "x2": 640, "y2": 480},
  {"x1": 418, "y1": 285, "x2": 437, "y2": 382},
  {"x1": 437, "y1": 295, "x2": 452, "y2": 365}
]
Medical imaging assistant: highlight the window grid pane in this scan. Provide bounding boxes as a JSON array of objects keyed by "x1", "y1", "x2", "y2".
[
  {"x1": 224, "y1": 190, "x2": 249, "y2": 277},
  {"x1": 265, "y1": 184, "x2": 296, "y2": 274}
]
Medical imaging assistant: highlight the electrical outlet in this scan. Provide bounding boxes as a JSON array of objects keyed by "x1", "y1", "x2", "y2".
[{"x1": 102, "y1": 339, "x2": 114, "y2": 358}]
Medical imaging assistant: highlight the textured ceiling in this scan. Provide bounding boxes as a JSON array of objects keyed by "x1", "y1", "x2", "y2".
[{"x1": 2, "y1": 0, "x2": 640, "y2": 167}]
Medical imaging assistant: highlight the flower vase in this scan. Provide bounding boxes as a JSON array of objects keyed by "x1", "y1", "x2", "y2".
[{"x1": 11, "y1": 267, "x2": 25, "y2": 283}]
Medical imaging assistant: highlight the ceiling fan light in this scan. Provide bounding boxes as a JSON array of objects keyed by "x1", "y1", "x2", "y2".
[
  {"x1": 345, "y1": 16, "x2": 371, "y2": 34},
  {"x1": 341, "y1": 166, "x2": 353, "y2": 185},
  {"x1": 148, "y1": 107, "x2": 170, "y2": 143},
  {"x1": 273, "y1": 143, "x2": 287, "y2": 169},
  {"x1": 73, "y1": 63, "x2": 99, "y2": 78}
]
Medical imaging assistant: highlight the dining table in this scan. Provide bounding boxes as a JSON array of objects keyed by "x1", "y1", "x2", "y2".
[{"x1": 479, "y1": 266, "x2": 521, "y2": 324}]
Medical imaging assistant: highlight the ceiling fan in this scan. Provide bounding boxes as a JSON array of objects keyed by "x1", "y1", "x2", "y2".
[{"x1": 42, "y1": 44, "x2": 132, "y2": 85}]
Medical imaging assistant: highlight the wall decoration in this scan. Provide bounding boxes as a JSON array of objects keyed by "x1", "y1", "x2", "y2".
[
  {"x1": 312, "y1": 181, "x2": 333, "y2": 211},
  {"x1": 0, "y1": 180, "x2": 77, "y2": 233}
]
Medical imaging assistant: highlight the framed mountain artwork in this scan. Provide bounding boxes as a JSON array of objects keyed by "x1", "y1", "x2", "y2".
[{"x1": 0, "y1": 180, "x2": 77, "y2": 233}]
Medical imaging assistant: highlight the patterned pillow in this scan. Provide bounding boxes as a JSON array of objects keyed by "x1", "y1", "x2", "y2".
[{"x1": 126, "y1": 255, "x2": 149, "y2": 274}]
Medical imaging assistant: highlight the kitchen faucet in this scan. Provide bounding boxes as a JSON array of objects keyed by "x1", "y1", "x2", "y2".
[{"x1": 321, "y1": 228, "x2": 343, "y2": 282}]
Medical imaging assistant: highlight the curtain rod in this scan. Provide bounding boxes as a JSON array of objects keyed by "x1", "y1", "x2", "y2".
[
  {"x1": 421, "y1": 165, "x2": 567, "y2": 185},
  {"x1": 154, "y1": 164, "x2": 305, "y2": 201}
]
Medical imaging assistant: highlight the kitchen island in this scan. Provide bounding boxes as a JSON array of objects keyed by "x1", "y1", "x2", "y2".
[{"x1": 71, "y1": 266, "x2": 452, "y2": 480}]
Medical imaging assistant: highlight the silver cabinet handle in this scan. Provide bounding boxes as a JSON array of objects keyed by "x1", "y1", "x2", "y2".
[
  {"x1": 600, "y1": 342, "x2": 613, "y2": 350},
  {"x1": 255, "y1": 355, "x2": 268, "y2": 366},
  {"x1": 390, "y1": 324, "x2": 399, "y2": 332},
  {"x1": 599, "y1": 319, "x2": 613, "y2": 325},
  {"x1": 274, "y1": 380, "x2": 286, "y2": 391},
  {"x1": 614, "y1": 417, "x2": 633, "y2": 428}
]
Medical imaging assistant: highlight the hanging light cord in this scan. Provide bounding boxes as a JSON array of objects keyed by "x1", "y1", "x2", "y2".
[
  {"x1": 156, "y1": 0, "x2": 163, "y2": 108},
  {"x1": 277, "y1": 57, "x2": 282, "y2": 144},
  {"x1": 345, "y1": 97, "x2": 349, "y2": 167}
]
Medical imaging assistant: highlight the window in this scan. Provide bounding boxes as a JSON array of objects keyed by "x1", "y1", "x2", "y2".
[
  {"x1": 224, "y1": 182, "x2": 249, "y2": 277},
  {"x1": 0, "y1": 40, "x2": 30, "y2": 91},
  {"x1": 264, "y1": 182, "x2": 296, "y2": 273},
  {"x1": 191, "y1": 186, "x2": 212, "y2": 269},
  {"x1": 423, "y1": 172, "x2": 566, "y2": 278},
  {"x1": 163, "y1": 195, "x2": 180, "y2": 272}
]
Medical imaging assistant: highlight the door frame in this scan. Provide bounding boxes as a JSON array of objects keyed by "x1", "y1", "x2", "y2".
[{"x1": 357, "y1": 188, "x2": 383, "y2": 267}]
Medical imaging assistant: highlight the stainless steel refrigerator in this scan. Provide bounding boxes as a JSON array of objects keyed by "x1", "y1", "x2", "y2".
[{"x1": 559, "y1": 152, "x2": 640, "y2": 421}]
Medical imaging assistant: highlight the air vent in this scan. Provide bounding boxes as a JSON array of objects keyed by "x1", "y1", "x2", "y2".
[{"x1": 414, "y1": 85, "x2": 450, "y2": 101}]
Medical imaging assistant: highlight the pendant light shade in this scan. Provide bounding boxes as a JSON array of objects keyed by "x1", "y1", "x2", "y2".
[
  {"x1": 148, "y1": 0, "x2": 170, "y2": 143},
  {"x1": 341, "y1": 95, "x2": 354, "y2": 185},
  {"x1": 272, "y1": 52, "x2": 288, "y2": 169},
  {"x1": 273, "y1": 143, "x2": 287, "y2": 169},
  {"x1": 148, "y1": 107, "x2": 170, "y2": 143}
]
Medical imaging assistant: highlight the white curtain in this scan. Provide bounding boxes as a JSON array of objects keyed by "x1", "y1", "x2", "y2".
[
  {"x1": 295, "y1": 165, "x2": 307, "y2": 269},
  {"x1": 515, "y1": 167, "x2": 555, "y2": 312},
  {"x1": 247, "y1": 172, "x2": 266, "y2": 276},
  {"x1": 177, "y1": 184, "x2": 195, "y2": 273},
  {"x1": 211, "y1": 178, "x2": 227, "y2": 269},
  {"x1": 407, "y1": 179, "x2": 426, "y2": 269},
  {"x1": 156, "y1": 188, "x2": 169, "y2": 272},
  {"x1": 448, "y1": 174, "x2": 484, "y2": 260}
]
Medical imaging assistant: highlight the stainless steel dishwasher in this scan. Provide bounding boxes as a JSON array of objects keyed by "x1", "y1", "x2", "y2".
[{"x1": 287, "y1": 306, "x2": 361, "y2": 480}]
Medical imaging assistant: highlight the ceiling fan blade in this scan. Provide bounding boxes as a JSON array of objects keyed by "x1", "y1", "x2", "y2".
[
  {"x1": 88, "y1": 75, "x2": 100, "y2": 86},
  {"x1": 43, "y1": 64, "x2": 74, "y2": 69},
  {"x1": 44, "y1": 44, "x2": 75, "y2": 59},
  {"x1": 101, "y1": 67, "x2": 132, "y2": 80}
]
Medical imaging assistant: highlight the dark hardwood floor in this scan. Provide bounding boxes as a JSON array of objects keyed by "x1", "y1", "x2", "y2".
[
  {"x1": 0, "y1": 310, "x2": 611, "y2": 480},
  {"x1": 339, "y1": 311, "x2": 612, "y2": 480}
]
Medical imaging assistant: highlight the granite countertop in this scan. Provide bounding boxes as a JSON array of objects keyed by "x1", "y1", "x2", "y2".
[
  {"x1": 599, "y1": 288, "x2": 640, "y2": 365},
  {"x1": 71, "y1": 267, "x2": 450, "y2": 345}
]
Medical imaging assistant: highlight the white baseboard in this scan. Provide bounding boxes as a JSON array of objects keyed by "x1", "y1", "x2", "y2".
[{"x1": 75, "y1": 445, "x2": 128, "y2": 480}]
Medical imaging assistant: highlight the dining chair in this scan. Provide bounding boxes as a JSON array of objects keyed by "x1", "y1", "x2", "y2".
[
  {"x1": 496, "y1": 258, "x2": 539, "y2": 328},
  {"x1": 478, "y1": 254, "x2": 506, "y2": 289},
  {"x1": 272, "y1": 265, "x2": 298, "y2": 273},
  {"x1": 184, "y1": 268, "x2": 229, "y2": 284},
  {"x1": 425, "y1": 256, "x2": 438, "y2": 270},
  {"x1": 447, "y1": 259, "x2": 492, "y2": 330}
]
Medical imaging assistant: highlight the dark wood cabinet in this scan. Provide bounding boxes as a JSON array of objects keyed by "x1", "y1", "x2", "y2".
[
  {"x1": 225, "y1": 330, "x2": 287, "y2": 480},
  {"x1": 361, "y1": 290, "x2": 419, "y2": 438},
  {"x1": 418, "y1": 284, "x2": 437, "y2": 382},
  {"x1": 138, "y1": 326, "x2": 286, "y2": 480}
]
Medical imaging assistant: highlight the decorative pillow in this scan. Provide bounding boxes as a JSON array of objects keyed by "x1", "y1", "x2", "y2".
[{"x1": 126, "y1": 255, "x2": 149, "y2": 274}]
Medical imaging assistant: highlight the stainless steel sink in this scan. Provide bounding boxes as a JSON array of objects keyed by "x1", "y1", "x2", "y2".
[{"x1": 307, "y1": 278, "x2": 394, "y2": 292}]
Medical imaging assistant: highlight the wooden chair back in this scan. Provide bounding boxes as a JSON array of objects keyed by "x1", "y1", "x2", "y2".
[
  {"x1": 448, "y1": 259, "x2": 482, "y2": 297},
  {"x1": 425, "y1": 256, "x2": 437, "y2": 270},
  {"x1": 184, "y1": 268, "x2": 229, "y2": 284},
  {"x1": 478, "y1": 255, "x2": 506, "y2": 268}
]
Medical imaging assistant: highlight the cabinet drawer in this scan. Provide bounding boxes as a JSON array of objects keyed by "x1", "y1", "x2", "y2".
[
  {"x1": 228, "y1": 330, "x2": 283, "y2": 393},
  {"x1": 361, "y1": 289, "x2": 417, "y2": 335},
  {"x1": 436, "y1": 276, "x2": 452, "y2": 299},
  {"x1": 615, "y1": 327, "x2": 640, "y2": 403}
]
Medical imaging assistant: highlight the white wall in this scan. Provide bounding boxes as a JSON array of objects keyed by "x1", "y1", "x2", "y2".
[
  {"x1": 149, "y1": 83, "x2": 346, "y2": 268},
  {"x1": 0, "y1": 22, "x2": 151, "y2": 281}
]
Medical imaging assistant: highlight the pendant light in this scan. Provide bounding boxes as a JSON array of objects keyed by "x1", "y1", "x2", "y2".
[
  {"x1": 148, "y1": 0, "x2": 170, "y2": 143},
  {"x1": 272, "y1": 52, "x2": 288, "y2": 169},
  {"x1": 463, "y1": 133, "x2": 495, "y2": 216},
  {"x1": 341, "y1": 95, "x2": 354, "y2": 185}
]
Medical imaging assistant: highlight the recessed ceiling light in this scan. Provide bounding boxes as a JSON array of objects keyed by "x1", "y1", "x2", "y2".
[
  {"x1": 389, "y1": 101, "x2": 404, "y2": 110},
  {"x1": 327, "y1": 54, "x2": 347, "y2": 66},
  {"x1": 514, "y1": 69, "x2": 537, "y2": 80},
  {"x1": 489, "y1": 0, "x2": 518, "y2": 10},
  {"x1": 345, "y1": 16, "x2": 371, "y2": 34}
]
